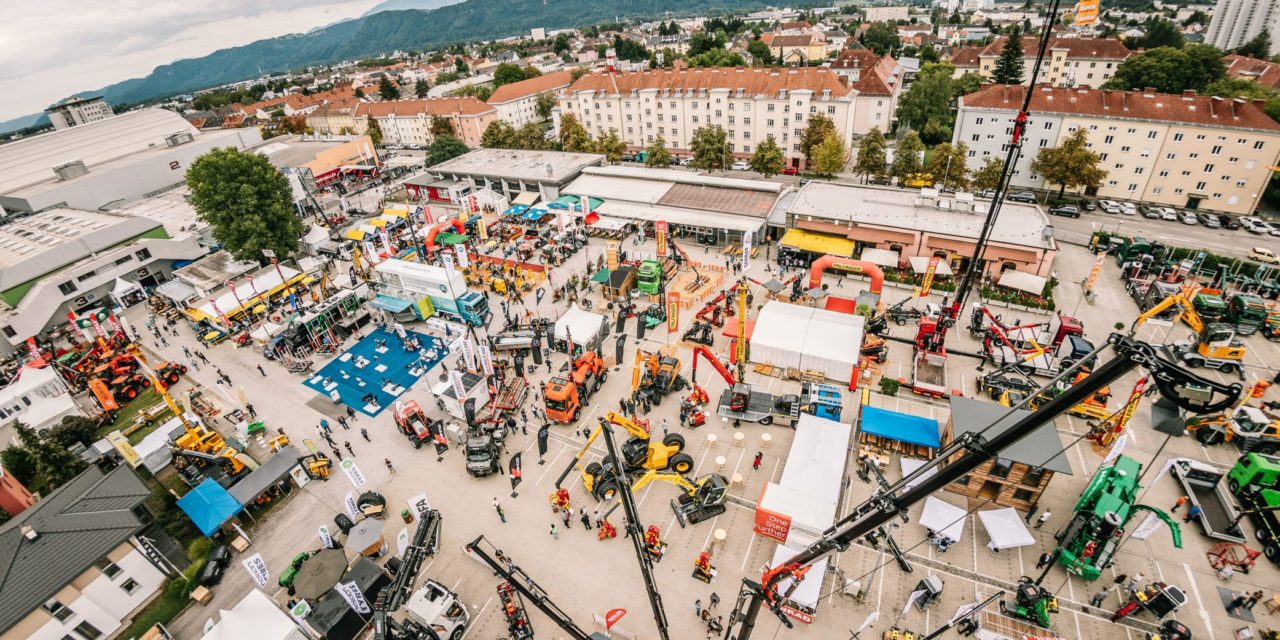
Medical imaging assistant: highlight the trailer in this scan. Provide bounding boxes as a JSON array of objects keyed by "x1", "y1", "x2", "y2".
[
  {"x1": 1170, "y1": 459, "x2": 1245, "y2": 543},
  {"x1": 912, "y1": 351, "x2": 947, "y2": 397},
  {"x1": 373, "y1": 258, "x2": 490, "y2": 327},
  {"x1": 717, "y1": 384, "x2": 801, "y2": 426}
]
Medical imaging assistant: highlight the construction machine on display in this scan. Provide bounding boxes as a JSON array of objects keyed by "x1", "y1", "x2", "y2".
[
  {"x1": 554, "y1": 412, "x2": 694, "y2": 501},
  {"x1": 634, "y1": 349, "x2": 687, "y2": 405},
  {"x1": 1131, "y1": 287, "x2": 1247, "y2": 377},
  {"x1": 543, "y1": 351, "x2": 608, "y2": 422}
]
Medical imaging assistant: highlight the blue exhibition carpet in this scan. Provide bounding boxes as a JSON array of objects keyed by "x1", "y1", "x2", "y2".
[{"x1": 302, "y1": 327, "x2": 447, "y2": 417}]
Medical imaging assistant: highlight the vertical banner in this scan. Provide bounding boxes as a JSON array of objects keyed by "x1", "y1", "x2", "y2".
[
  {"x1": 1100, "y1": 433, "x2": 1128, "y2": 468},
  {"x1": 508, "y1": 452, "x2": 523, "y2": 493},
  {"x1": 1084, "y1": 254, "x2": 1105, "y2": 292},
  {"x1": 454, "y1": 243, "x2": 470, "y2": 269},
  {"x1": 242, "y1": 553, "x2": 269, "y2": 588},
  {"x1": 1130, "y1": 512, "x2": 1166, "y2": 540},
  {"x1": 339, "y1": 458, "x2": 366, "y2": 488},
  {"x1": 461, "y1": 338, "x2": 477, "y2": 371},
  {"x1": 319, "y1": 526, "x2": 334, "y2": 549},
  {"x1": 25, "y1": 337, "x2": 39, "y2": 359},
  {"x1": 449, "y1": 370, "x2": 467, "y2": 401},
  {"x1": 479, "y1": 344, "x2": 495, "y2": 376},
  {"x1": 105, "y1": 312, "x2": 122, "y2": 335},
  {"x1": 441, "y1": 252, "x2": 456, "y2": 278},
  {"x1": 666, "y1": 292, "x2": 680, "y2": 334},
  {"x1": 556, "y1": 209, "x2": 568, "y2": 233},
  {"x1": 88, "y1": 309, "x2": 108, "y2": 337},
  {"x1": 655, "y1": 221, "x2": 669, "y2": 258},
  {"x1": 477, "y1": 217, "x2": 488, "y2": 240},
  {"x1": 336, "y1": 581, "x2": 372, "y2": 615},
  {"x1": 67, "y1": 311, "x2": 88, "y2": 341},
  {"x1": 209, "y1": 299, "x2": 230, "y2": 328},
  {"x1": 741, "y1": 232, "x2": 752, "y2": 271},
  {"x1": 919, "y1": 256, "x2": 940, "y2": 297},
  {"x1": 397, "y1": 527, "x2": 410, "y2": 555},
  {"x1": 345, "y1": 492, "x2": 359, "y2": 518},
  {"x1": 537, "y1": 425, "x2": 550, "y2": 458},
  {"x1": 1075, "y1": 0, "x2": 1100, "y2": 26},
  {"x1": 606, "y1": 241, "x2": 620, "y2": 271}
]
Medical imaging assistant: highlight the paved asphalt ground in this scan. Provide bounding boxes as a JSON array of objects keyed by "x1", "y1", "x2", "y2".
[{"x1": 147, "y1": 213, "x2": 1280, "y2": 640}]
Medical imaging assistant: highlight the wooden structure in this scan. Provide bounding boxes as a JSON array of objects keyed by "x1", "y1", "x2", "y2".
[{"x1": 941, "y1": 397, "x2": 1074, "y2": 512}]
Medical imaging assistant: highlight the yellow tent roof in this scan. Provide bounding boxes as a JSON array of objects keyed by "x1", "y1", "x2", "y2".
[
  {"x1": 344, "y1": 228, "x2": 366, "y2": 241},
  {"x1": 368, "y1": 218, "x2": 388, "y2": 228},
  {"x1": 780, "y1": 228, "x2": 855, "y2": 258},
  {"x1": 382, "y1": 208, "x2": 408, "y2": 218}
]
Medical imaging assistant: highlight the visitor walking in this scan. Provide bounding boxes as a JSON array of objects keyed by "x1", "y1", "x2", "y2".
[
  {"x1": 550, "y1": 524, "x2": 559, "y2": 539},
  {"x1": 493, "y1": 498, "x2": 506, "y2": 523},
  {"x1": 384, "y1": 458, "x2": 395, "y2": 474},
  {"x1": 1090, "y1": 590, "x2": 1108, "y2": 608},
  {"x1": 360, "y1": 428, "x2": 370, "y2": 442},
  {"x1": 1034, "y1": 511, "x2": 1052, "y2": 529},
  {"x1": 580, "y1": 508, "x2": 592, "y2": 530},
  {"x1": 1171, "y1": 495, "x2": 1188, "y2": 513},
  {"x1": 753, "y1": 452, "x2": 763, "y2": 470},
  {"x1": 1184, "y1": 504, "x2": 1203, "y2": 523},
  {"x1": 343, "y1": 441, "x2": 355, "y2": 457},
  {"x1": 257, "y1": 364, "x2": 268, "y2": 377}
]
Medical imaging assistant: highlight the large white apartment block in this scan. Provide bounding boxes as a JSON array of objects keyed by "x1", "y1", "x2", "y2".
[
  {"x1": 487, "y1": 70, "x2": 573, "y2": 128},
  {"x1": 1205, "y1": 0, "x2": 1280, "y2": 56},
  {"x1": 44, "y1": 97, "x2": 114, "y2": 130}
]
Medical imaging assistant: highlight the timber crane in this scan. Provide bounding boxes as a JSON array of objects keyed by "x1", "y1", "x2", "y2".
[
  {"x1": 719, "y1": 333, "x2": 1242, "y2": 639},
  {"x1": 1131, "y1": 287, "x2": 1247, "y2": 377},
  {"x1": 372, "y1": 508, "x2": 443, "y2": 640}
]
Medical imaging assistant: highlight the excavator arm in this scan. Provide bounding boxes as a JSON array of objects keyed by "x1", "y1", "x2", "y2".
[
  {"x1": 691, "y1": 346, "x2": 737, "y2": 388},
  {"x1": 631, "y1": 468, "x2": 698, "y2": 494},
  {"x1": 1130, "y1": 504, "x2": 1183, "y2": 549},
  {"x1": 1131, "y1": 290, "x2": 1203, "y2": 334},
  {"x1": 464, "y1": 536, "x2": 608, "y2": 640}
]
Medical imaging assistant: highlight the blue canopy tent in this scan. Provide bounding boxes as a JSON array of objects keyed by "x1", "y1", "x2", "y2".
[
  {"x1": 177, "y1": 478, "x2": 244, "y2": 536},
  {"x1": 858, "y1": 406, "x2": 941, "y2": 453},
  {"x1": 503, "y1": 204, "x2": 529, "y2": 217}
]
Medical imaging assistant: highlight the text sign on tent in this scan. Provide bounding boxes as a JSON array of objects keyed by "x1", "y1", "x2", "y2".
[
  {"x1": 242, "y1": 553, "x2": 269, "y2": 588},
  {"x1": 606, "y1": 241, "x2": 619, "y2": 271},
  {"x1": 340, "y1": 459, "x2": 366, "y2": 488},
  {"x1": 656, "y1": 221, "x2": 668, "y2": 257},
  {"x1": 336, "y1": 581, "x2": 372, "y2": 615}
]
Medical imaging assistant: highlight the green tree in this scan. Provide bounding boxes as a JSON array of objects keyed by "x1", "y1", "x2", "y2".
[
  {"x1": 798, "y1": 113, "x2": 838, "y2": 167},
  {"x1": 853, "y1": 127, "x2": 888, "y2": 181},
  {"x1": 688, "y1": 32, "x2": 718, "y2": 57},
  {"x1": 1105, "y1": 45, "x2": 1225, "y2": 93},
  {"x1": 186, "y1": 148, "x2": 303, "y2": 261},
  {"x1": 365, "y1": 115, "x2": 383, "y2": 146},
  {"x1": 747, "y1": 39, "x2": 773, "y2": 65},
  {"x1": 897, "y1": 63, "x2": 958, "y2": 141},
  {"x1": 689, "y1": 49, "x2": 746, "y2": 67},
  {"x1": 595, "y1": 129, "x2": 626, "y2": 163},
  {"x1": 414, "y1": 79, "x2": 430, "y2": 98},
  {"x1": 430, "y1": 116, "x2": 454, "y2": 137},
  {"x1": 13, "y1": 425, "x2": 87, "y2": 494},
  {"x1": 748, "y1": 136, "x2": 786, "y2": 177},
  {"x1": 1030, "y1": 128, "x2": 1108, "y2": 197},
  {"x1": 47, "y1": 415, "x2": 99, "y2": 449},
  {"x1": 1236, "y1": 31, "x2": 1273, "y2": 59},
  {"x1": 454, "y1": 57, "x2": 468, "y2": 74},
  {"x1": 481, "y1": 120, "x2": 517, "y2": 148},
  {"x1": 535, "y1": 92, "x2": 558, "y2": 120},
  {"x1": 1203, "y1": 78, "x2": 1280, "y2": 122},
  {"x1": 493, "y1": 63, "x2": 527, "y2": 87},
  {"x1": 890, "y1": 131, "x2": 925, "y2": 182},
  {"x1": 515, "y1": 122, "x2": 550, "y2": 150},
  {"x1": 554, "y1": 33, "x2": 571, "y2": 54},
  {"x1": 690, "y1": 125, "x2": 729, "y2": 170},
  {"x1": 860, "y1": 22, "x2": 898, "y2": 55},
  {"x1": 1181, "y1": 10, "x2": 1209, "y2": 26},
  {"x1": 558, "y1": 112, "x2": 592, "y2": 151},
  {"x1": 925, "y1": 142, "x2": 971, "y2": 190},
  {"x1": 953, "y1": 71, "x2": 984, "y2": 98},
  {"x1": 970, "y1": 157, "x2": 1005, "y2": 192},
  {"x1": 378, "y1": 76, "x2": 400, "y2": 100},
  {"x1": 1141, "y1": 18, "x2": 1184, "y2": 49},
  {"x1": 992, "y1": 26, "x2": 1025, "y2": 84},
  {"x1": 812, "y1": 133, "x2": 848, "y2": 177},
  {"x1": 424, "y1": 135, "x2": 469, "y2": 166},
  {"x1": 645, "y1": 135, "x2": 673, "y2": 167},
  {"x1": 0, "y1": 446, "x2": 36, "y2": 486},
  {"x1": 354, "y1": 87, "x2": 365, "y2": 99}
]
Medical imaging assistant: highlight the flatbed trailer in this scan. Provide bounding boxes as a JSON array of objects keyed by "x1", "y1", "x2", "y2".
[
  {"x1": 1171, "y1": 459, "x2": 1245, "y2": 543},
  {"x1": 716, "y1": 384, "x2": 800, "y2": 426},
  {"x1": 481, "y1": 377, "x2": 528, "y2": 425},
  {"x1": 911, "y1": 351, "x2": 947, "y2": 397}
]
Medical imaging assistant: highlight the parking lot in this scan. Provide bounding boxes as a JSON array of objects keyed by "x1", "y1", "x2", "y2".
[{"x1": 148, "y1": 222, "x2": 1280, "y2": 640}]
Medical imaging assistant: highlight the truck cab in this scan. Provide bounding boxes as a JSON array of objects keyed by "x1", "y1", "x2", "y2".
[
  {"x1": 1227, "y1": 294, "x2": 1268, "y2": 335},
  {"x1": 456, "y1": 291, "x2": 491, "y2": 327},
  {"x1": 1227, "y1": 453, "x2": 1280, "y2": 564},
  {"x1": 637, "y1": 259, "x2": 663, "y2": 295},
  {"x1": 464, "y1": 431, "x2": 502, "y2": 477},
  {"x1": 404, "y1": 580, "x2": 470, "y2": 640}
]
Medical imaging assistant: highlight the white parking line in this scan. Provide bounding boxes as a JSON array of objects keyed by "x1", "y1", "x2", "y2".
[{"x1": 1182, "y1": 562, "x2": 1215, "y2": 640}]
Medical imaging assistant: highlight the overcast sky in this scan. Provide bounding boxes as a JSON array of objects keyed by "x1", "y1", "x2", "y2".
[{"x1": 0, "y1": 0, "x2": 382, "y2": 121}]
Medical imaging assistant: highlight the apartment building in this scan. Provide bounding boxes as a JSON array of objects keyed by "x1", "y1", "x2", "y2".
[
  {"x1": 487, "y1": 70, "x2": 573, "y2": 128},
  {"x1": 1205, "y1": 0, "x2": 1280, "y2": 56},
  {"x1": 863, "y1": 6, "x2": 910, "y2": 21},
  {"x1": 966, "y1": 37, "x2": 1132, "y2": 88},
  {"x1": 559, "y1": 67, "x2": 865, "y2": 169},
  {"x1": 829, "y1": 49, "x2": 906, "y2": 134},
  {"x1": 44, "y1": 97, "x2": 114, "y2": 131},
  {"x1": 352, "y1": 97, "x2": 497, "y2": 148},
  {"x1": 954, "y1": 84, "x2": 1280, "y2": 215},
  {"x1": 762, "y1": 33, "x2": 829, "y2": 65}
]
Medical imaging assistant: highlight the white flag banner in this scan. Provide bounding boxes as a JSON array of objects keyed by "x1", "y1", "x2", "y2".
[
  {"x1": 1150, "y1": 457, "x2": 1193, "y2": 487},
  {"x1": 242, "y1": 553, "x2": 269, "y2": 588},
  {"x1": 407, "y1": 492, "x2": 431, "y2": 516},
  {"x1": 741, "y1": 232, "x2": 752, "y2": 271},
  {"x1": 461, "y1": 338, "x2": 477, "y2": 371},
  {"x1": 1100, "y1": 434, "x2": 1128, "y2": 468},
  {"x1": 336, "y1": 581, "x2": 372, "y2": 615},
  {"x1": 901, "y1": 589, "x2": 926, "y2": 617},
  {"x1": 344, "y1": 492, "x2": 359, "y2": 518},
  {"x1": 1130, "y1": 512, "x2": 1166, "y2": 541},
  {"x1": 949, "y1": 602, "x2": 979, "y2": 624},
  {"x1": 479, "y1": 344, "x2": 494, "y2": 376},
  {"x1": 449, "y1": 370, "x2": 466, "y2": 401},
  {"x1": 319, "y1": 526, "x2": 334, "y2": 549},
  {"x1": 454, "y1": 244, "x2": 470, "y2": 269},
  {"x1": 441, "y1": 252, "x2": 456, "y2": 278},
  {"x1": 397, "y1": 527, "x2": 410, "y2": 555},
  {"x1": 857, "y1": 611, "x2": 880, "y2": 633},
  {"x1": 340, "y1": 459, "x2": 367, "y2": 488}
]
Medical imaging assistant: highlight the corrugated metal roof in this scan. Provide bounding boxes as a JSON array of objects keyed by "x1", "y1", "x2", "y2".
[{"x1": 947, "y1": 397, "x2": 1073, "y2": 475}]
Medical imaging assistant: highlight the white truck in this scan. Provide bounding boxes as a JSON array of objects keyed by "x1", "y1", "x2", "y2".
[
  {"x1": 403, "y1": 579, "x2": 470, "y2": 640},
  {"x1": 373, "y1": 258, "x2": 490, "y2": 327}
]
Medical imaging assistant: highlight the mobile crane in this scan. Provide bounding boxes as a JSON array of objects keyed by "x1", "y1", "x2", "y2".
[
  {"x1": 372, "y1": 508, "x2": 443, "y2": 639},
  {"x1": 1131, "y1": 287, "x2": 1247, "y2": 377},
  {"x1": 718, "y1": 334, "x2": 1241, "y2": 639}
]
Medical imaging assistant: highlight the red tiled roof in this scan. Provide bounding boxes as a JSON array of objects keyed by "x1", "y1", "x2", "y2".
[
  {"x1": 1223, "y1": 54, "x2": 1280, "y2": 91},
  {"x1": 950, "y1": 46, "x2": 982, "y2": 68},
  {"x1": 831, "y1": 48, "x2": 882, "y2": 70},
  {"x1": 487, "y1": 70, "x2": 574, "y2": 104},
  {"x1": 564, "y1": 67, "x2": 852, "y2": 98},
  {"x1": 353, "y1": 96, "x2": 495, "y2": 117},
  {"x1": 979, "y1": 36, "x2": 1132, "y2": 60},
  {"x1": 962, "y1": 84, "x2": 1280, "y2": 132},
  {"x1": 831, "y1": 49, "x2": 898, "y2": 96}
]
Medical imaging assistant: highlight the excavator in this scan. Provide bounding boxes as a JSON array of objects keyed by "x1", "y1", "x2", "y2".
[
  {"x1": 554, "y1": 412, "x2": 693, "y2": 501},
  {"x1": 633, "y1": 349, "x2": 687, "y2": 406},
  {"x1": 543, "y1": 351, "x2": 608, "y2": 422},
  {"x1": 1131, "y1": 287, "x2": 1247, "y2": 377},
  {"x1": 1185, "y1": 391, "x2": 1280, "y2": 454}
]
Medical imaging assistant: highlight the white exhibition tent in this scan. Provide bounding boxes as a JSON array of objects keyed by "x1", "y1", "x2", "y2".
[
  {"x1": 919, "y1": 496, "x2": 967, "y2": 543},
  {"x1": 908, "y1": 256, "x2": 954, "y2": 276},
  {"x1": 997, "y1": 270, "x2": 1049, "y2": 295},
  {"x1": 554, "y1": 304, "x2": 608, "y2": 352},
  {"x1": 749, "y1": 301, "x2": 865, "y2": 383},
  {"x1": 770, "y1": 545, "x2": 829, "y2": 612},
  {"x1": 201, "y1": 588, "x2": 307, "y2": 640},
  {"x1": 859, "y1": 247, "x2": 900, "y2": 268},
  {"x1": 900, "y1": 457, "x2": 939, "y2": 490},
  {"x1": 977, "y1": 508, "x2": 1037, "y2": 550},
  {"x1": 109, "y1": 277, "x2": 145, "y2": 306}
]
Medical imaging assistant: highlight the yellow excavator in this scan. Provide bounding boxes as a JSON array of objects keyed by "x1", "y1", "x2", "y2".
[
  {"x1": 554, "y1": 411, "x2": 693, "y2": 501},
  {"x1": 1131, "y1": 288, "x2": 1246, "y2": 377},
  {"x1": 630, "y1": 468, "x2": 730, "y2": 527}
]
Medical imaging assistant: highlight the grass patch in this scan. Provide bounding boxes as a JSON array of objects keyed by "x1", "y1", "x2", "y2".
[
  {"x1": 95, "y1": 386, "x2": 173, "y2": 441},
  {"x1": 118, "y1": 539, "x2": 211, "y2": 640}
]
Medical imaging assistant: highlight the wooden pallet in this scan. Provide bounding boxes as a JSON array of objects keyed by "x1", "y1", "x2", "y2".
[{"x1": 752, "y1": 363, "x2": 777, "y2": 377}]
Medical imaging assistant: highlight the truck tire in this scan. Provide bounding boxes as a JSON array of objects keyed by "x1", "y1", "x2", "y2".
[
  {"x1": 124, "y1": 386, "x2": 138, "y2": 400},
  {"x1": 759, "y1": 415, "x2": 773, "y2": 425},
  {"x1": 451, "y1": 628, "x2": 465, "y2": 640},
  {"x1": 585, "y1": 462, "x2": 603, "y2": 477},
  {"x1": 1258, "y1": 528, "x2": 1268, "y2": 543},
  {"x1": 1219, "y1": 362, "x2": 1239, "y2": 375},
  {"x1": 410, "y1": 438, "x2": 422, "y2": 450},
  {"x1": 1253, "y1": 442, "x2": 1278, "y2": 456},
  {"x1": 595, "y1": 479, "x2": 618, "y2": 501},
  {"x1": 1265, "y1": 543, "x2": 1279, "y2": 564},
  {"x1": 1184, "y1": 355, "x2": 1204, "y2": 368},
  {"x1": 668, "y1": 452, "x2": 694, "y2": 474},
  {"x1": 1196, "y1": 429, "x2": 1225, "y2": 446},
  {"x1": 572, "y1": 407, "x2": 581, "y2": 422},
  {"x1": 600, "y1": 371, "x2": 608, "y2": 383},
  {"x1": 662, "y1": 433, "x2": 686, "y2": 452},
  {"x1": 1228, "y1": 478, "x2": 1240, "y2": 493}
]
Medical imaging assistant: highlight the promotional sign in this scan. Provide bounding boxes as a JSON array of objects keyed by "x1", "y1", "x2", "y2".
[
  {"x1": 1130, "y1": 512, "x2": 1166, "y2": 540},
  {"x1": 242, "y1": 553, "x2": 269, "y2": 588},
  {"x1": 107, "y1": 431, "x2": 142, "y2": 468},
  {"x1": 556, "y1": 209, "x2": 568, "y2": 233},
  {"x1": 319, "y1": 526, "x2": 334, "y2": 549},
  {"x1": 655, "y1": 221, "x2": 669, "y2": 258},
  {"x1": 479, "y1": 344, "x2": 495, "y2": 376},
  {"x1": 477, "y1": 217, "x2": 488, "y2": 240},
  {"x1": 397, "y1": 527, "x2": 410, "y2": 555},
  {"x1": 509, "y1": 452, "x2": 523, "y2": 492},
  {"x1": 88, "y1": 308, "x2": 108, "y2": 337},
  {"x1": 918, "y1": 256, "x2": 941, "y2": 297},
  {"x1": 461, "y1": 338, "x2": 477, "y2": 371},
  {"x1": 741, "y1": 232, "x2": 752, "y2": 271},
  {"x1": 340, "y1": 458, "x2": 367, "y2": 488},
  {"x1": 1084, "y1": 254, "x2": 1105, "y2": 292},
  {"x1": 66, "y1": 311, "x2": 87, "y2": 340},
  {"x1": 666, "y1": 292, "x2": 680, "y2": 334},
  {"x1": 606, "y1": 241, "x2": 620, "y2": 271},
  {"x1": 449, "y1": 370, "x2": 466, "y2": 401},
  {"x1": 441, "y1": 252, "x2": 456, "y2": 278},
  {"x1": 537, "y1": 425, "x2": 550, "y2": 458},
  {"x1": 336, "y1": 581, "x2": 372, "y2": 615},
  {"x1": 344, "y1": 492, "x2": 360, "y2": 519},
  {"x1": 407, "y1": 492, "x2": 432, "y2": 517},
  {"x1": 1075, "y1": 0, "x2": 1100, "y2": 26},
  {"x1": 605, "y1": 609, "x2": 627, "y2": 630},
  {"x1": 88, "y1": 379, "x2": 120, "y2": 412},
  {"x1": 454, "y1": 244, "x2": 470, "y2": 269},
  {"x1": 208, "y1": 298, "x2": 230, "y2": 328}
]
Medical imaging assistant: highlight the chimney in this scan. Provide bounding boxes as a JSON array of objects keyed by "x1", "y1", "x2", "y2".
[
  {"x1": 21, "y1": 525, "x2": 38, "y2": 541},
  {"x1": 1183, "y1": 90, "x2": 1197, "y2": 97}
]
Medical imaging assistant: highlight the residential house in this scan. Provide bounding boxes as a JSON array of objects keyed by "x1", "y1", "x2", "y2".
[
  {"x1": 829, "y1": 49, "x2": 907, "y2": 134},
  {"x1": 646, "y1": 34, "x2": 692, "y2": 55},
  {"x1": 763, "y1": 33, "x2": 829, "y2": 65},
  {"x1": 576, "y1": 46, "x2": 600, "y2": 64},
  {"x1": 0, "y1": 465, "x2": 176, "y2": 640},
  {"x1": 954, "y1": 84, "x2": 1280, "y2": 215},
  {"x1": 949, "y1": 46, "x2": 983, "y2": 76},
  {"x1": 559, "y1": 67, "x2": 873, "y2": 169},
  {"x1": 1223, "y1": 53, "x2": 1280, "y2": 91},
  {"x1": 972, "y1": 37, "x2": 1132, "y2": 88},
  {"x1": 353, "y1": 97, "x2": 497, "y2": 147},
  {"x1": 487, "y1": 70, "x2": 574, "y2": 128},
  {"x1": 897, "y1": 24, "x2": 934, "y2": 46},
  {"x1": 943, "y1": 397, "x2": 1073, "y2": 511}
]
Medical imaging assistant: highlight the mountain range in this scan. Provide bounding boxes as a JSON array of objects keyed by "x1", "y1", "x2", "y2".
[{"x1": 1, "y1": 0, "x2": 767, "y2": 134}]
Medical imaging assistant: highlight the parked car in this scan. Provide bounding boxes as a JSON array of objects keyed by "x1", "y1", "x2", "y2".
[
  {"x1": 1159, "y1": 207, "x2": 1179, "y2": 222},
  {"x1": 1007, "y1": 191, "x2": 1037, "y2": 203},
  {"x1": 1241, "y1": 217, "x2": 1269, "y2": 233},
  {"x1": 1079, "y1": 199, "x2": 1097, "y2": 211},
  {"x1": 781, "y1": 167, "x2": 798, "y2": 176},
  {"x1": 1268, "y1": 222, "x2": 1280, "y2": 237},
  {"x1": 977, "y1": 189, "x2": 997, "y2": 199},
  {"x1": 678, "y1": 157, "x2": 693, "y2": 167},
  {"x1": 1217, "y1": 215, "x2": 1241, "y2": 230},
  {"x1": 1177, "y1": 210, "x2": 1199, "y2": 225},
  {"x1": 1196, "y1": 212, "x2": 1221, "y2": 228},
  {"x1": 1100, "y1": 200, "x2": 1121, "y2": 214},
  {"x1": 1121, "y1": 202, "x2": 1138, "y2": 215},
  {"x1": 1140, "y1": 204, "x2": 1162, "y2": 219},
  {"x1": 1048, "y1": 204, "x2": 1080, "y2": 218},
  {"x1": 730, "y1": 160, "x2": 751, "y2": 171},
  {"x1": 1250, "y1": 247, "x2": 1280, "y2": 264}
]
